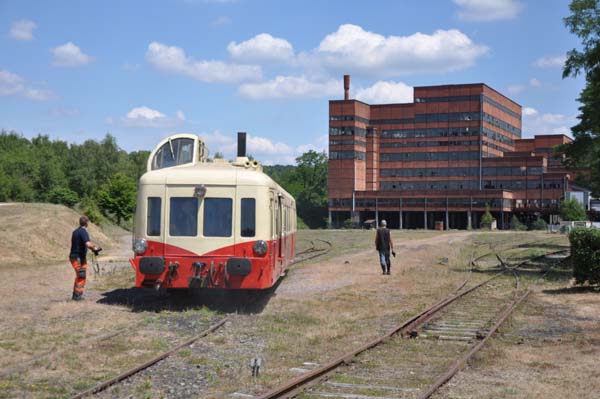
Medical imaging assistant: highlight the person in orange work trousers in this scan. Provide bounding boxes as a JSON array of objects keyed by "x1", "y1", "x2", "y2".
[{"x1": 69, "y1": 216, "x2": 100, "y2": 301}]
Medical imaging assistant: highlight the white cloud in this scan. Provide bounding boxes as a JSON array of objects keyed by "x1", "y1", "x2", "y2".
[
  {"x1": 303, "y1": 24, "x2": 487, "y2": 77},
  {"x1": 239, "y1": 75, "x2": 340, "y2": 100},
  {"x1": 122, "y1": 106, "x2": 184, "y2": 128},
  {"x1": 522, "y1": 108, "x2": 574, "y2": 137},
  {"x1": 51, "y1": 42, "x2": 94, "y2": 67},
  {"x1": 0, "y1": 69, "x2": 54, "y2": 101},
  {"x1": 23, "y1": 88, "x2": 54, "y2": 101},
  {"x1": 127, "y1": 106, "x2": 165, "y2": 120},
  {"x1": 507, "y1": 78, "x2": 541, "y2": 96},
  {"x1": 533, "y1": 55, "x2": 566, "y2": 69},
  {"x1": 355, "y1": 81, "x2": 413, "y2": 104},
  {"x1": 200, "y1": 130, "x2": 325, "y2": 164},
  {"x1": 453, "y1": 0, "x2": 522, "y2": 21},
  {"x1": 10, "y1": 19, "x2": 37, "y2": 41},
  {"x1": 0, "y1": 70, "x2": 24, "y2": 96},
  {"x1": 212, "y1": 16, "x2": 231, "y2": 26},
  {"x1": 146, "y1": 41, "x2": 262, "y2": 83},
  {"x1": 228, "y1": 33, "x2": 294, "y2": 64}
]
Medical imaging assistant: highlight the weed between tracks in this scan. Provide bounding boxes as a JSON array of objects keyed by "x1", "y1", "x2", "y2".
[{"x1": 0, "y1": 230, "x2": 576, "y2": 398}]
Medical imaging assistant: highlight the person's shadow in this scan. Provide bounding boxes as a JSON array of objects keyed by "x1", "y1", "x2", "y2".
[{"x1": 97, "y1": 278, "x2": 283, "y2": 314}]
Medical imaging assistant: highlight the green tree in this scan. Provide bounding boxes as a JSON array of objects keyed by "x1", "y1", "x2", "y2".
[
  {"x1": 48, "y1": 187, "x2": 79, "y2": 207},
  {"x1": 510, "y1": 215, "x2": 527, "y2": 231},
  {"x1": 480, "y1": 203, "x2": 494, "y2": 228},
  {"x1": 560, "y1": 198, "x2": 588, "y2": 221},
  {"x1": 97, "y1": 172, "x2": 137, "y2": 225},
  {"x1": 561, "y1": 0, "x2": 600, "y2": 195}
]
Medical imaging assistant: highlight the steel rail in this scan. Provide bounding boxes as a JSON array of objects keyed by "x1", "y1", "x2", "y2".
[
  {"x1": 255, "y1": 250, "x2": 479, "y2": 399},
  {"x1": 70, "y1": 317, "x2": 229, "y2": 399},
  {"x1": 256, "y1": 247, "x2": 566, "y2": 399},
  {"x1": 416, "y1": 289, "x2": 531, "y2": 399},
  {"x1": 415, "y1": 248, "x2": 569, "y2": 398}
]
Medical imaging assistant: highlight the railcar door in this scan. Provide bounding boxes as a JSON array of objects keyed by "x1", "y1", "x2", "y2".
[{"x1": 165, "y1": 185, "x2": 236, "y2": 257}]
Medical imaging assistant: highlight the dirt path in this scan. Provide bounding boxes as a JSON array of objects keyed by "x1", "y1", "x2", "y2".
[{"x1": 278, "y1": 231, "x2": 475, "y2": 298}]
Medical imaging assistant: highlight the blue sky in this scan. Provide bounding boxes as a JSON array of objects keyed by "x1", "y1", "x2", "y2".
[{"x1": 0, "y1": 0, "x2": 585, "y2": 164}]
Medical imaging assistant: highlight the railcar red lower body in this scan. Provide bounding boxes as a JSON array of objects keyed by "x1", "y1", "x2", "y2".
[{"x1": 129, "y1": 234, "x2": 295, "y2": 290}]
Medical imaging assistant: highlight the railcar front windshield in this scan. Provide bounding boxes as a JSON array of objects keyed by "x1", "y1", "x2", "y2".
[{"x1": 151, "y1": 138, "x2": 194, "y2": 170}]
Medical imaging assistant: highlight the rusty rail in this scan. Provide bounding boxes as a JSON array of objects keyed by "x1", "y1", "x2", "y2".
[
  {"x1": 257, "y1": 248, "x2": 567, "y2": 399},
  {"x1": 71, "y1": 317, "x2": 229, "y2": 399}
]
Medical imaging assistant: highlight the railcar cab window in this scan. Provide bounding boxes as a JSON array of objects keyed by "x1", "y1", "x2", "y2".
[
  {"x1": 204, "y1": 198, "x2": 232, "y2": 237},
  {"x1": 241, "y1": 198, "x2": 256, "y2": 237},
  {"x1": 170, "y1": 197, "x2": 198, "y2": 236},
  {"x1": 151, "y1": 138, "x2": 194, "y2": 170},
  {"x1": 147, "y1": 197, "x2": 161, "y2": 236}
]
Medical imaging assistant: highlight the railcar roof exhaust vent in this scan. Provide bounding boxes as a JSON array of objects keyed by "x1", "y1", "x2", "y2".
[{"x1": 237, "y1": 132, "x2": 247, "y2": 157}]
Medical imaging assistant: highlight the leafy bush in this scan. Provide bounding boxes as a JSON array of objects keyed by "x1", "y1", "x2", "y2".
[
  {"x1": 481, "y1": 204, "x2": 494, "y2": 229},
  {"x1": 342, "y1": 219, "x2": 353, "y2": 229},
  {"x1": 531, "y1": 218, "x2": 548, "y2": 231},
  {"x1": 510, "y1": 215, "x2": 527, "y2": 231},
  {"x1": 78, "y1": 196, "x2": 104, "y2": 225},
  {"x1": 48, "y1": 186, "x2": 79, "y2": 207},
  {"x1": 532, "y1": 218, "x2": 548, "y2": 230},
  {"x1": 568, "y1": 227, "x2": 600, "y2": 285},
  {"x1": 560, "y1": 198, "x2": 587, "y2": 221}
]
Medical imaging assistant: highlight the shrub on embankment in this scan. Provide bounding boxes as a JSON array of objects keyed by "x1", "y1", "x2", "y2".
[{"x1": 568, "y1": 227, "x2": 600, "y2": 286}]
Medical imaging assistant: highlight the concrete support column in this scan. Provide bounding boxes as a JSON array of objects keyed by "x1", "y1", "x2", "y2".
[
  {"x1": 500, "y1": 210, "x2": 504, "y2": 230},
  {"x1": 424, "y1": 210, "x2": 428, "y2": 229},
  {"x1": 467, "y1": 211, "x2": 472, "y2": 230},
  {"x1": 375, "y1": 210, "x2": 379, "y2": 228},
  {"x1": 328, "y1": 210, "x2": 332, "y2": 229},
  {"x1": 445, "y1": 209, "x2": 450, "y2": 230},
  {"x1": 399, "y1": 211, "x2": 403, "y2": 230}
]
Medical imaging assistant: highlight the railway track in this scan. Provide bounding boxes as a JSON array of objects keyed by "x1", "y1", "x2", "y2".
[
  {"x1": 70, "y1": 243, "x2": 333, "y2": 398},
  {"x1": 255, "y1": 243, "x2": 569, "y2": 399}
]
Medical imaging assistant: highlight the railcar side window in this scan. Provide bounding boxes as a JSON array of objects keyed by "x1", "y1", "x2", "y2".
[
  {"x1": 151, "y1": 138, "x2": 194, "y2": 170},
  {"x1": 204, "y1": 198, "x2": 232, "y2": 237},
  {"x1": 147, "y1": 197, "x2": 161, "y2": 236},
  {"x1": 169, "y1": 197, "x2": 198, "y2": 236},
  {"x1": 241, "y1": 198, "x2": 255, "y2": 237}
]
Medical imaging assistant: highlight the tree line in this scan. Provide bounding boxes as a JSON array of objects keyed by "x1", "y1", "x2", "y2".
[
  {"x1": 0, "y1": 130, "x2": 329, "y2": 229},
  {"x1": 0, "y1": 130, "x2": 147, "y2": 227}
]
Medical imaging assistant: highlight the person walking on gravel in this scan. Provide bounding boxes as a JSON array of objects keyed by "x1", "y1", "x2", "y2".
[
  {"x1": 375, "y1": 219, "x2": 395, "y2": 275},
  {"x1": 69, "y1": 216, "x2": 100, "y2": 301}
]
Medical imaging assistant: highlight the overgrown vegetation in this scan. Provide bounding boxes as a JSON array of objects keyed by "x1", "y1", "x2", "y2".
[
  {"x1": 560, "y1": 198, "x2": 587, "y2": 221},
  {"x1": 480, "y1": 203, "x2": 494, "y2": 229},
  {"x1": 510, "y1": 215, "x2": 527, "y2": 231},
  {"x1": 263, "y1": 150, "x2": 328, "y2": 228},
  {"x1": 0, "y1": 130, "x2": 148, "y2": 227},
  {"x1": 569, "y1": 227, "x2": 600, "y2": 285}
]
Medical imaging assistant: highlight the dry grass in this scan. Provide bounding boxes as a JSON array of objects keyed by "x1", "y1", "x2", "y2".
[
  {"x1": 1, "y1": 219, "x2": 588, "y2": 399},
  {"x1": 0, "y1": 202, "x2": 125, "y2": 268}
]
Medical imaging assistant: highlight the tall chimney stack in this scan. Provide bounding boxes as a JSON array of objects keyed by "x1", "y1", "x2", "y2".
[
  {"x1": 237, "y1": 132, "x2": 247, "y2": 157},
  {"x1": 344, "y1": 74, "x2": 350, "y2": 100}
]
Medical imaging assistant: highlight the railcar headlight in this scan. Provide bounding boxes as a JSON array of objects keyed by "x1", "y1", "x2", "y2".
[
  {"x1": 133, "y1": 238, "x2": 148, "y2": 255},
  {"x1": 253, "y1": 240, "x2": 268, "y2": 256}
]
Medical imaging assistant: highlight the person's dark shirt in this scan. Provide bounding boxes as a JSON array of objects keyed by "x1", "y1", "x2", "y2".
[
  {"x1": 70, "y1": 227, "x2": 90, "y2": 261},
  {"x1": 375, "y1": 227, "x2": 391, "y2": 251}
]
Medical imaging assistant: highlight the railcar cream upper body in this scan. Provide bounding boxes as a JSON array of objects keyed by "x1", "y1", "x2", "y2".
[{"x1": 131, "y1": 133, "x2": 296, "y2": 290}]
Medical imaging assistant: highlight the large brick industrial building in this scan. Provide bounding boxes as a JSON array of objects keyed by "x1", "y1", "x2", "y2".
[{"x1": 328, "y1": 75, "x2": 578, "y2": 229}]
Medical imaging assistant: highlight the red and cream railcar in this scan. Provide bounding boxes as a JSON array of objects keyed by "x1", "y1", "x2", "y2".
[{"x1": 130, "y1": 132, "x2": 296, "y2": 291}]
